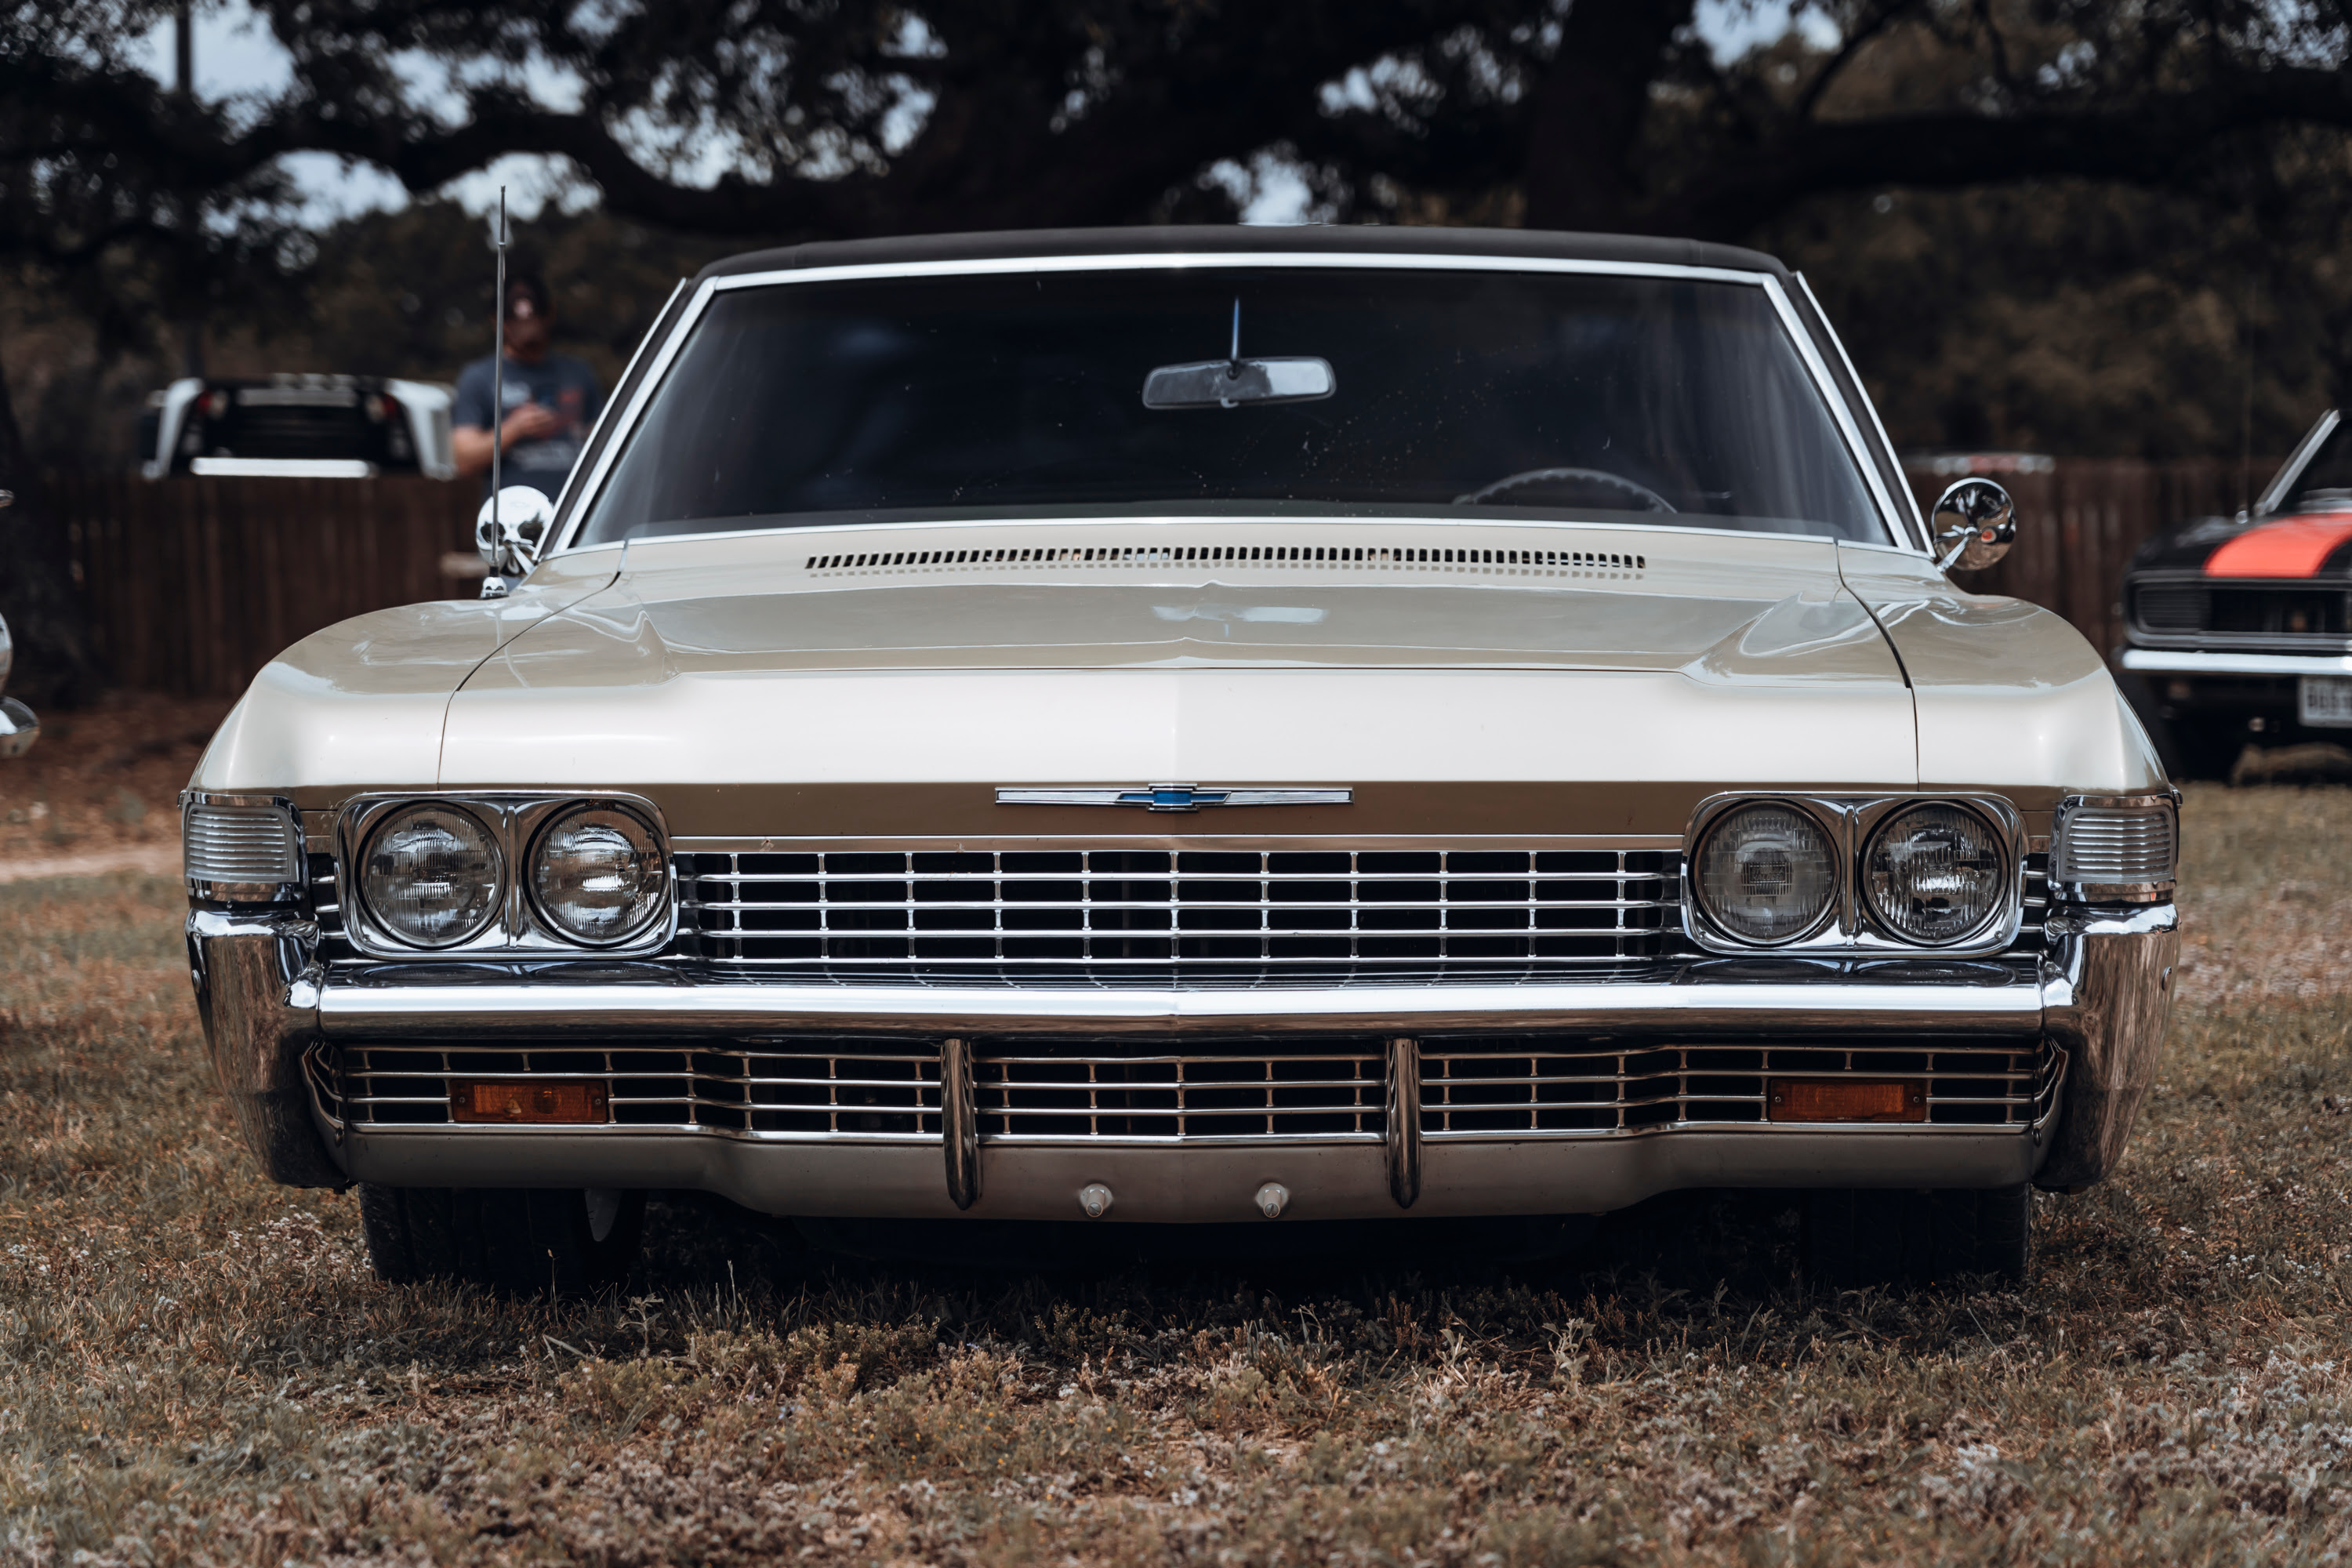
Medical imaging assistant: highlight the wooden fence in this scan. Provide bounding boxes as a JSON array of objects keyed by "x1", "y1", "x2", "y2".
[
  {"x1": 1898, "y1": 457, "x2": 2260, "y2": 663},
  {"x1": 51, "y1": 473, "x2": 480, "y2": 699},
  {"x1": 43, "y1": 459, "x2": 2268, "y2": 699}
]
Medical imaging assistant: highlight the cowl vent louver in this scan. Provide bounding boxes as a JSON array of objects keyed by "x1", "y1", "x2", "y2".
[{"x1": 804, "y1": 542, "x2": 1646, "y2": 579}]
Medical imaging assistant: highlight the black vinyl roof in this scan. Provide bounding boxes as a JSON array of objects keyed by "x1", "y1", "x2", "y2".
[{"x1": 694, "y1": 225, "x2": 1791, "y2": 285}]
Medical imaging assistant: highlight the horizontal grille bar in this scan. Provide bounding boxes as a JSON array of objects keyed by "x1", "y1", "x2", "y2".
[
  {"x1": 681, "y1": 846, "x2": 1678, "y2": 977},
  {"x1": 308, "y1": 1034, "x2": 2057, "y2": 1141}
]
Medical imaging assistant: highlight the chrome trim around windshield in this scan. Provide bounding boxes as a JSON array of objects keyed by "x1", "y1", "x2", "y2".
[
  {"x1": 1794, "y1": 271, "x2": 1929, "y2": 551},
  {"x1": 2119, "y1": 648, "x2": 2352, "y2": 676},
  {"x1": 546, "y1": 252, "x2": 1915, "y2": 559},
  {"x1": 543, "y1": 277, "x2": 688, "y2": 530}
]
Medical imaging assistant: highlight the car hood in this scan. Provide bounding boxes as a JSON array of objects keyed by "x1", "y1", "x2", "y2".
[
  {"x1": 475, "y1": 523, "x2": 1898, "y2": 680},
  {"x1": 194, "y1": 519, "x2": 2162, "y2": 832}
]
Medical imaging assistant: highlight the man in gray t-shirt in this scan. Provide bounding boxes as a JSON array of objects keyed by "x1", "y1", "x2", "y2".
[{"x1": 453, "y1": 273, "x2": 604, "y2": 499}]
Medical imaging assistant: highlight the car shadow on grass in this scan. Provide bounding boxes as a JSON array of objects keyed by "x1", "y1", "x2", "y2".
[{"x1": 635, "y1": 1185, "x2": 1805, "y2": 1304}]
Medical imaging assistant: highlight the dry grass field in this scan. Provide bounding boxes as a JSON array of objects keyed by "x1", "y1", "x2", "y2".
[{"x1": 2, "y1": 785, "x2": 2348, "y2": 1565}]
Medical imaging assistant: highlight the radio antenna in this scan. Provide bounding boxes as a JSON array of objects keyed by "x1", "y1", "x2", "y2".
[{"x1": 490, "y1": 187, "x2": 507, "y2": 507}]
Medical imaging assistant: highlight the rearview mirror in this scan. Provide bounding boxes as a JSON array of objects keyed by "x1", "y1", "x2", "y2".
[
  {"x1": 1932, "y1": 477, "x2": 2016, "y2": 572},
  {"x1": 475, "y1": 485, "x2": 555, "y2": 598},
  {"x1": 1143, "y1": 357, "x2": 1334, "y2": 410}
]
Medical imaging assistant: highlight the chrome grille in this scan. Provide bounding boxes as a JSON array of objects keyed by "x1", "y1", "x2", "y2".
[
  {"x1": 1420, "y1": 1037, "x2": 2060, "y2": 1133},
  {"x1": 680, "y1": 846, "x2": 1677, "y2": 979},
  {"x1": 307, "y1": 852, "x2": 357, "y2": 960},
  {"x1": 2016, "y1": 852, "x2": 2049, "y2": 947}
]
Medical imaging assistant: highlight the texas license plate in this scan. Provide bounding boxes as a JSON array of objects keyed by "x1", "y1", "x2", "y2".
[{"x1": 2299, "y1": 675, "x2": 2352, "y2": 727}]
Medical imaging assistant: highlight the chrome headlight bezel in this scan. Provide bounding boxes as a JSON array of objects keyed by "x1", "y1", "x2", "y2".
[
  {"x1": 526, "y1": 801, "x2": 671, "y2": 946},
  {"x1": 358, "y1": 802, "x2": 506, "y2": 949},
  {"x1": 1687, "y1": 799, "x2": 1842, "y2": 948},
  {"x1": 1680, "y1": 793, "x2": 2025, "y2": 957},
  {"x1": 1857, "y1": 799, "x2": 2013, "y2": 949},
  {"x1": 335, "y1": 793, "x2": 676, "y2": 957}
]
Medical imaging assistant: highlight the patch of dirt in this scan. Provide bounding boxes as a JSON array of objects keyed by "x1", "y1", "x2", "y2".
[
  {"x1": 0, "y1": 843, "x2": 181, "y2": 882},
  {"x1": 0, "y1": 691, "x2": 228, "y2": 869}
]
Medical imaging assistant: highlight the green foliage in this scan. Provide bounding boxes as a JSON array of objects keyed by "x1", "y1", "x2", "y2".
[{"x1": 16, "y1": 2, "x2": 2352, "y2": 470}]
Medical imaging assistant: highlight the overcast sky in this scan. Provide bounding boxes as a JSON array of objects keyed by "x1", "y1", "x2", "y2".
[{"x1": 140, "y1": 1, "x2": 1826, "y2": 227}]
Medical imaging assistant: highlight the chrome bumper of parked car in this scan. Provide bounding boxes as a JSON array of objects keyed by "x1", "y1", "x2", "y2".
[
  {"x1": 2118, "y1": 648, "x2": 2352, "y2": 677},
  {"x1": 186, "y1": 905, "x2": 2177, "y2": 1214}
]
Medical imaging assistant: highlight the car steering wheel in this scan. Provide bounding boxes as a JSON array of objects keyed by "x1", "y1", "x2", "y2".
[{"x1": 1454, "y1": 466, "x2": 1677, "y2": 513}]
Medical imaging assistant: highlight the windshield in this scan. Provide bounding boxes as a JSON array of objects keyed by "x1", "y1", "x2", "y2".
[{"x1": 573, "y1": 266, "x2": 1889, "y2": 546}]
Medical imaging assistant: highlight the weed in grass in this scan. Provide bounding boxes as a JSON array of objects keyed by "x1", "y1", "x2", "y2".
[{"x1": 1, "y1": 786, "x2": 2349, "y2": 1563}]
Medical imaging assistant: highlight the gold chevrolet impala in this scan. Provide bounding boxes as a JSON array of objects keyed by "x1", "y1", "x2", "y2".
[{"x1": 182, "y1": 227, "x2": 2179, "y2": 1290}]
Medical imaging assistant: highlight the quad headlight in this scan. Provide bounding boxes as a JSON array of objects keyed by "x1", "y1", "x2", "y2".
[
  {"x1": 1689, "y1": 795, "x2": 2018, "y2": 951},
  {"x1": 347, "y1": 795, "x2": 670, "y2": 953},
  {"x1": 528, "y1": 804, "x2": 669, "y2": 945},
  {"x1": 361, "y1": 804, "x2": 503, "y2": 946},
  {"x1": 1861, "y1": 803, "x2": 2007, "y2": 945},
  {"x1": 1692, "y1": 801, "x2": 1837, "y2": 944}
]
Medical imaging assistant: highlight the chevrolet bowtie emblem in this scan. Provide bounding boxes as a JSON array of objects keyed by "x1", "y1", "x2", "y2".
[{"x1": 996, "y1": 784, "x2": 1353, "y2": 813}]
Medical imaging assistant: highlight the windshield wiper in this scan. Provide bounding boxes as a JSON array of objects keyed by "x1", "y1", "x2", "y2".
[{"x1": 1142, "y1": 298, "x2": 1334, "y2": 410}]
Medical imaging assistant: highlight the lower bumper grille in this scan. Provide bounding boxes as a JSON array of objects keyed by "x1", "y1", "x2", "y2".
[
  {"x1": 977, "y1": 1040, "x2": 1385, "y2": 1139},
  {"x1": 1419, "y1": 1037, "x2": 2059, "y2": 1134},
  {"x1": 309, "y1": 1033, "x2": 2056, "y2": 1138},
  {"x1": 314, "y1": 1039, "x2": 946, "y2": 1136}
]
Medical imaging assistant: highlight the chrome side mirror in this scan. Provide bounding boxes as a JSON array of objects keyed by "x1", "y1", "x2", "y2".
[
  {"x1": 0, "y1": 698, "x2": 39, "y2": 760},
  {"x1": 475, "y1": 485, "x2": 555, "y2": 598},
  {"x1": 1932, "y1": 477, "x2": 2016, "y2": 572}
]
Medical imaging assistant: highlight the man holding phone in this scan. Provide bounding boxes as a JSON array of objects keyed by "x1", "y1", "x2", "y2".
[{"x1": 452, "y1": 274, "x2": 604, "y2": 498}]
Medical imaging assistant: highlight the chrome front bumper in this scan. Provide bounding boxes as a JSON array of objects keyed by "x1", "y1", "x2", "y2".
[{"x1": 187, "y1": 907, "x2": 2179, "y2": 1218}]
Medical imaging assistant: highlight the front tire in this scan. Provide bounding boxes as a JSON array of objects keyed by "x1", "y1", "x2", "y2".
[
  {"x1": 1801, "y1": 1185, "x2": 2030, "y2": 1287},
  {"x1": 359, "y1": 1185, "x2": 646, "y2": 1296}
]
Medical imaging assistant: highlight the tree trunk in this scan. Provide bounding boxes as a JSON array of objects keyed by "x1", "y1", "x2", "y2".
[
  {"x1": 0, "y1": 352, "x2": 105, "y2": 709},
  {"x1": 1519, "y1": 0, "x2": 1697, "y2": 234}
]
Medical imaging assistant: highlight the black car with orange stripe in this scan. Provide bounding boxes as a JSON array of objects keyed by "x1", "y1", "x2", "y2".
[{"x1": 2120, "y1": 411, "x2": 2352, "y2": 775}]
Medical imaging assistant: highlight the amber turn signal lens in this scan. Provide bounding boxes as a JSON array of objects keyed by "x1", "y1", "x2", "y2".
[
  {"x1": 451, "y1": 1080, "x2": 610, "y2": 1124},
  {"x1": 1766, "y1": 1079, "x2": 1926, "y2": 1123}
]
